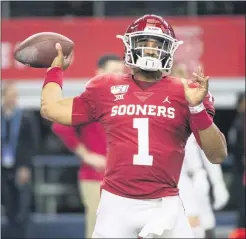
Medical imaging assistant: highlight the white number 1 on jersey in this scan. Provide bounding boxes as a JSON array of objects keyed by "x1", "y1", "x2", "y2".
[{"x1": 133, "y1": 118, "x2": 153, "y2": 166}]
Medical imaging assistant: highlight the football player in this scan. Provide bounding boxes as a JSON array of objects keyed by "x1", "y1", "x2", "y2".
[{"x1": 40, "y1": 15, "x2": 227, "y2": 238}]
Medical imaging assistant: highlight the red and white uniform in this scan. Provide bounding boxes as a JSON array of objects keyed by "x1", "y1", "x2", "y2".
[{"x1": 70, "y1": 73, "x2": 215, "y2": 238}]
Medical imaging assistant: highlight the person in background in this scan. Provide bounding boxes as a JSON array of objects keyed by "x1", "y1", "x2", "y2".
[
  {"x1": 1, "y1": 82, "x2": 36, "y2": 239},
  {"x1": 178, "y1": 154, "x2": 205, "y2": 238},
  {"x1": 228, "y1": 93, "x2": 245, "y2": 229},
  {"x1": 52, "y1": 54, "x2": 125, "y2": 238},
  {"x1": 95, "y1": 54, "x2": 125, "y2": 74},
  {"x1": 172, "y1": 63, "x2": 229, "y2": 238},
  {"x1": 181, "y1": 133, "x2": 229, "y2": 238}
]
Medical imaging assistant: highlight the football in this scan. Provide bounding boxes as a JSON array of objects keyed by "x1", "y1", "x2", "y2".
[{"x1": 14, "y1": 32, "x2": 74, "y2": 68}]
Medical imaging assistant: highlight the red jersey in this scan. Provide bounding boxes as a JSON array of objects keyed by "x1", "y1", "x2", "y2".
[
  {"x1": 52, "y1": 122, "x2": 107, "y2": 181},
  {"x1": 72, "y1": 73, "x2": 215, "y2": 199}
]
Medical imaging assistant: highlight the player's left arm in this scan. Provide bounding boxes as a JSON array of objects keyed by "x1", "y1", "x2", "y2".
[
  {"x1": 190, "y1": 96, "x2": 227, "y2": 164},
  {"x1": 197, "y1": 127, "x2": 227, "y2": 164},
  {"x1": 182, "y1": 66, "x2": 228, "y2": 164}
]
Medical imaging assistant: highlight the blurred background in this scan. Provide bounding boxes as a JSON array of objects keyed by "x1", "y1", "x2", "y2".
[{"x1": 1, "y1": 1, "x2": 245, "y2": 238}]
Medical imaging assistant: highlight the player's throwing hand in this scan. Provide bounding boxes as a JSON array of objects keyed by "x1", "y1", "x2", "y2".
[
  {"x1": 48, "y1": 43, "x2": 73, "y2": 71},
  {"x1": 181, "y1": 65, "x2": 209, "y2": 106}
]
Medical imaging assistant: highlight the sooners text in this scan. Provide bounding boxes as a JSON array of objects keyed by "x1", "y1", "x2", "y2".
[{"x1": 111, "y1": 104, "x2": 175, "y2": 118}]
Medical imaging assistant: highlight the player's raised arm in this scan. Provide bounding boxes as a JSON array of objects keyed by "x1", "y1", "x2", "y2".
[
  {"x1": 182, "y1": 66, "x2": 228, "y2": 164},
  {"x1": 40, "y1": 43, "x2": 96, "y2": 126}
]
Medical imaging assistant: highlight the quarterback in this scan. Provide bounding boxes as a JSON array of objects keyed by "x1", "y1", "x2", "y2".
[{"x1": 40, "y1": 15, "x2": 227, "y2": 238}]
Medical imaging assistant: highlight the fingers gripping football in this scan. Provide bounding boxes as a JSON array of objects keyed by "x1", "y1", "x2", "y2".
[{"x1": 48, "y1": 43, "x2": 73, "y2": 71}]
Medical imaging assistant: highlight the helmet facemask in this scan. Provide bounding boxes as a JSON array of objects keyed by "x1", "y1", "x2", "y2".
[{"x1": 117, "y1": 31, "x2": 183, "y2": 75}]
